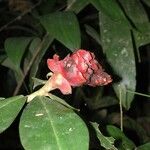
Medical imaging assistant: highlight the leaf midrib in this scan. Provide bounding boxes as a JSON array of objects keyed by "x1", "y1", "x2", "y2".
[{"x1": 40, "y1": 98, "x2": 62, "y2": 150}]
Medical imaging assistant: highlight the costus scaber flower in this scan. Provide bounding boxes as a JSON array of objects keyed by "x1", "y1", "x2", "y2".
[{"x1": 47, "y1": 49, "x2": 112, "y2": 94}]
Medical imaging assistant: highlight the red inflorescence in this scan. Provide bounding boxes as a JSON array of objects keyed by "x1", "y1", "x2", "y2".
[{"x1": 47, "y1": 49, "x2": 112, "y2": 94}]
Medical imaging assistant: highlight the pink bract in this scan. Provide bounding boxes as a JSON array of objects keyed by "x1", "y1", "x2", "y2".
[{"x1": 47, "y1": 49, "x2": 112, "y2": 94}]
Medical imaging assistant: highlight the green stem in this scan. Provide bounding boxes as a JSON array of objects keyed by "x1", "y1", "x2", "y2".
[
  {"x1": 126, "y1": 89, "x2": 150, "y2": 98},
  {"x1": 27, "y1": 76, "x2": 54, "y2": 102},
  {"x1": 119, "y1": 89, "x2": 123, "y2": 131},
  {"x1": 27, "y1": 73, "x2": 65, "y2": 102}
]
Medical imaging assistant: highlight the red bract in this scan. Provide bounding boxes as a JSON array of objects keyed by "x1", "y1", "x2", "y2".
[{"x1": 47, "y1": 49, "x2": 112, "y2": 94}]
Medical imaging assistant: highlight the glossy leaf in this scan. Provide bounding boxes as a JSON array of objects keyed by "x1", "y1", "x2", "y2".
[
  {"x1": 92, "y1": 0, "x2": 136, "y2": 109},
  {"x1": 107, "y1": 125, "x2": 136, "y2": 150},
  {"x1": 0, "y1": 95, "x2": 26, "y2": 133},
  {"x1": 67, "y1": 0, "x2": 90, "y2": 13},
  {"x1": 5, "y1": 37, "x2": 33, "y2": 69},
  {"x1": 91, "y1": 122, "x2": 117, "y2": 150},
  {"x1": 40, "y1": 12, "x2": 81, "y2": 51},
  {"x1": 19, "y1": 96, "x2": 89, "y2": 150},
  {"x1": 99, "y1": 7, "x2": 136, "y2": 109}
]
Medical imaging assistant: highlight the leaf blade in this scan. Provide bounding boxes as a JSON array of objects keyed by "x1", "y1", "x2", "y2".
[
  {"x1": 19, "y1": 96, "x2": 89, "y2": 150},
  {"x1": 29, "y1": 35, "x2": 53, "y2": 89},
  {"x1": 40, "y1": 12, "x2": 81, "y2": 51},
  {"x1": 5, "y1": 37, "x2": 33, "y2": 69},
  {"x1": 118, "y1": 0, "x2": 149, "y2": 27},
  {"x1": 107, "y1": 125, "x2": 136, "y2": 149},
  {"x1": 136, "y1": 142, "x2": 150, "y2": 150},
  {"x1": 0, "y1": 95, "x2": 26, "y2": 133},
  {"x1": 99, "y1": 9, "x2": 136, "y2": 109},
  {"x1": 91, "y1": 122, "x2": 117, "y2": 150}
]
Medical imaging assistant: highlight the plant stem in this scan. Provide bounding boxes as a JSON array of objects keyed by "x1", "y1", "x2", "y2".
[
  {"x1": 126, "y1": 89, "x2": 150, "y2": 98},
  {"x1": 0, "y1": 0, "x2": 42, "y2": 32},
  {"x1": 27, "y1": 73, "x2": 64, "y2": 102},
  {"x1": 119, "y1": 89, "x2": 123, "y2": 131},
  {"x1": 13, "y1": 33, "x2": 48, "y2": 96},
  {"x1": 27, "y1": 78, "x2": 52, "y2": 102}
]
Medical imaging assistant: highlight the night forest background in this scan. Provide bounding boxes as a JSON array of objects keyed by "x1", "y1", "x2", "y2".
[{"x1": 0, "y1": 0, "x2": 150, "y2": 149}]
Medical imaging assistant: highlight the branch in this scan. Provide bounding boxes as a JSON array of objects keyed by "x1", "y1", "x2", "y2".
[
  {"x1": 0, "y1": 0, "x2": 41, "y2": 32},
  {"x1": 13, "y1": 33, "x2": 49, "y2": 95}
]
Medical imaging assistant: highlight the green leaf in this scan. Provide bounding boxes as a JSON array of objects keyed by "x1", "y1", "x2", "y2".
[
  {"x1": 29, "y1": 35, "x2": 53, "y2": 89},
  {"x1": 136, "y1": 142, "x2": 150, "y2": 150},
  {"x1": 118, "y1": 0, "x2": 149, "y2": 28},
  {"x1": 67, "y1": 0, "x2": 90, "y2": 13},
  {"x1": 136, "y1": 23, "x2": 150, "y2": 35},
  {"x1": 0, "y1": 95, "x2": 26, "y2": 133},
  {"x1": 133, "y1": 23, "x2": 150, "y2": 62},
  {"x1": 32, "y1": 77, "x2": 46, "y2": 89},
  {"x1": 5, "y1": 37, "x2": 33, "y2": 69},
  {"x1": 40, "y1": 12, "x2": 81, "y2": 51},
  {"x1": 99, "y1": 10, "x2": 136, "y2": 109},
  {"x1": 107, "y1": 125, "x2": 136, "y2": 150},
  {"x1": 117, "y1": 1, "x2": 150, "y2": 62},
  {"x1": 1, "y1": 57, "x2": 25, "y2": 84},
  {"x1": 29, "y1": 38, "x2": 42, "y2": 55},
  {"x1": 91, "y1": 0, "x2": 129, "y2": 24},
  {"x1": 19, "y1": 96, "x2": 89, "y2": 150},
  {"x1": 133, "y1": 28, "x2": 150, "y2": 49},
  {"x1": 85, "y1": 24, "x2": 101, "y2": 45},
  {"x1": 91, "y1": 0, "x2": 136, "y2": 109},
  {"x1": 22, "y1": 38, "x2": 42, "y2": 72},
  {"x1": 1, "y1": 57, "x2": 18, "y2": 71},
  {"x1": 107, "y1": 113, "x2": 150, "y2": 143},
  {"x1": 91, "y1": 122, "x2": 117, "y2": 150}
]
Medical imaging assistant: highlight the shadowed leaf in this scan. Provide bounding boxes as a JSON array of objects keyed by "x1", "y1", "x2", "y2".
[{"x1": 0, "y1": 95, "x2": 26, "y2": 133}]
